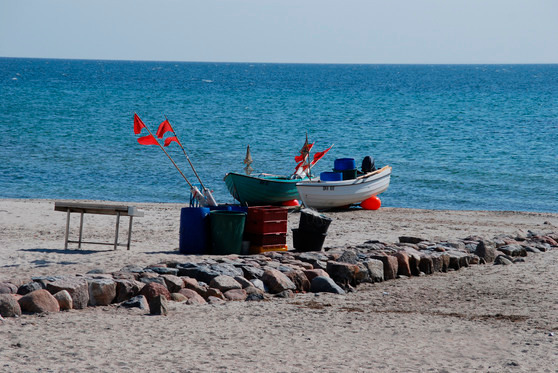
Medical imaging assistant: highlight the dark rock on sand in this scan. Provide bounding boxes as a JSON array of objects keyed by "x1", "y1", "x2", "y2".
[
  {"x1": 0, "y1": 294, "x2": 22, "y2": 317},
  {"x1": 310, "y1": 276, "x2": 345, "y2": 295}
]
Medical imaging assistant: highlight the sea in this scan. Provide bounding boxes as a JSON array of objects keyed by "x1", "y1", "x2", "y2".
[{"x1": 1, "y1": 58, "x2": 556, "y2": 213}]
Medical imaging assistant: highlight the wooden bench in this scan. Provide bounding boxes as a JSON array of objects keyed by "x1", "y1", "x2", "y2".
[{"x1": 54, "y1": 202, "x2": 144, "y2": 250}]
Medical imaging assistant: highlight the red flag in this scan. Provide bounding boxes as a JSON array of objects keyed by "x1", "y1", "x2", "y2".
[
  {"x1": 134, "y1": 113, "x2": 146, "y2": 135},
  {"x1": 164, "y1": 136, "x2": 179, "y2": 147},
  {"x1": 311, "y1": 145, "x2": 333, "y2": 166},
  {"x1": 294, "y1": 142, "x2": 314, "y2": 163},
  {"x1": 137, "y1": 134, "x2": 159, "y2": 145},
  {"x1": 156, "y1": 119, "x2": 173, "y2": 138}
]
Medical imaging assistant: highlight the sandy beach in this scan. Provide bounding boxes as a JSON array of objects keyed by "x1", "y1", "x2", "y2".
[{"x1": 1, "y1": 198, "x2": 558, "y2": 372}]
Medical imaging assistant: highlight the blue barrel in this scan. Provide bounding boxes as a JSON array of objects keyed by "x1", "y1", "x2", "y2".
[
  {"x1": 334, "y1": 158, "x2": 356, "y2": 171},
  {"x1": 179, "y1": 207, "x2": 210, "y2": 254},
  {"x1": 320, "y1": 171, "x2": 343, "y2": 181}
]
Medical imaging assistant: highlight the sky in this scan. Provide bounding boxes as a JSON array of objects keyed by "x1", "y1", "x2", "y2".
[{"x1": 1, "y1": 0, "x2": 557, "y2": 64}]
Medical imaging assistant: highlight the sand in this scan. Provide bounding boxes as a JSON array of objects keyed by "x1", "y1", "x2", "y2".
[{"x1": 1, "y1": 198, "x2": 558, "y2": 372}]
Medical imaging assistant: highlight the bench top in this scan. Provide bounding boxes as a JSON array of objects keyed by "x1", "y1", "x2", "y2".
[{"x1": 54, "y1": 202, "x2": 144, "y2": 217}]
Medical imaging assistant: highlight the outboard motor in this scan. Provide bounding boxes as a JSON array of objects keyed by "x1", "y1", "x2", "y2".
[{"x1": 361, "y1": 156, "x2": 376, "y2": 173}]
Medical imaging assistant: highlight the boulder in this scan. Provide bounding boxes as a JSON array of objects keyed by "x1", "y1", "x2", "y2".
[
  {"x1": 17, "y1": 282, "x2": 43, "y2": 295},
  {"x1": 207, "y1": 296, "x2": 226, "y2": 305},
  {"x1": 250, "y1": 279, "x2": 267, "y2": 293},
  {"x1": 18, "y1": 289, "x2": 60, "y2": 314},
  {"x1": 88, "y1": 279, "x2": 116, "y2": 306},
  {"x1": 394, "y1": 251, "x2": 411, "y2": 277},
  {"x1": 286, "y1": 270, "x2": 311, "y2": 292},
  {"x1": 209, "y1": 275, "x2": 242, "y2": 292},
  {"x1": 148, "y1": 295, "x2": 168, "y2": 316},
  {"x1": 210, "y1": 263, "x2": 244, "y2": 277},
  {"x1": 475, "y1": 240, "x2": 497, "y2": 263},
  {"x1": 205, "y1": 288, "x2": 225, "y2": 300},
  {"x1": 233, "y1": 276, "x2": 253, "y2": 289},
  {"x1": 303, "y1": 269, "x2": 329, "y2": 282},
  {"x1": 310, "y1": 276, "x2": 345, "y2": 294},
  {"x1": 494, "y1": 255, "x2": 514, "y2": 265},
  {"x1": 224, "y1": 289, "x2": 247, "y2": 301},
  {"x1": 178, "y1": 288, "x2": 207, "y2": 304},
  {"x1": 399, "y1": 236, "x2": 426, "y2": 244},
  {"x1": 171, "y1": 293, "x2": 188, "y2": 302},
  {"x1": 371, "y1": 255, "x2": 398, "y2": 280},
  {"x1": 364, "y1": 259, "x2": 384, "y2": 283},
  {"x1": 121, "y1": 295, "x2": 149, "y2": 310},
  {"x1": 53, "y1": 290, "x2": 73, "y2": 310},
  {"x1": 240, "y1": 265, "x2": 265, "y2": 280},
  {"x1": 337, "y1": 251, "x2": 358, "y2": 264},
  {"x1": 46, "y1": 277, "x2": 89, "y2": 309},
  {"x1": 161, "y1": 275, "x2": 184, "y2": 293},
  {"x1": 498, "y1": 244, "x2": 527, "y2": 257},
  {"x1": 0, "y1": 294, "x2": 22, "y2": 317},
  {"x1": 176, "y1": 263, "x2": 220, "y2": 283},
  {"x1": 0, "y1": 283, "x2": 18, "y2": 294},
  {"x1": 326, "y1": 261, "x2": 360, "y2": 287},
  {"x1": 261, "y1": 269, "x2": 296, "y2": 294},
  {"x1": 140, "y1": 282, "x2": 171, "y2": 301},
  {"x1": 115, "y1": 280, "x2": 144, "y2": 303}
]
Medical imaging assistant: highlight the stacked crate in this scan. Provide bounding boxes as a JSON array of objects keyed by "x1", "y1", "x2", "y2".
[{"x1": 244, "y1": 206, "x2": 288, "y2": 254}]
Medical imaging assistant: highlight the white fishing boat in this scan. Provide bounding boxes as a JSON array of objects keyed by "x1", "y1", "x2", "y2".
[{"x1": 296, "y1": 166, "x2": 392, "y2": 210}]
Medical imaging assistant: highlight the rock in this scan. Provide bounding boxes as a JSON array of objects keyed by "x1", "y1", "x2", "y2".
[
  {"x1": 149, "y1": 267, "x2": 179, "y2": 276},
  {"x1": 394, "y1": 251, "x2": 411, "y2": 277},
  {"x1": 140, "y1": 282, "x2": 171, "y2": 301},
  {"x1": 121, "y1": 295, "x2": 149, "y2": 310},
  {"x1": 53, "y1": 290, "x2": 73, "y2": 310},
  {"x1": 494, "y1": 255, "x2": 513, "y2": 265},
  {"x1": 115, "y1": 280, "x2": 144, "y2": 303},
  {"x1": 326, "y1": 261, "x2": 360, "y2": 287},
  {"x1": 18, "y1": 289, "x2": 60, "y2": 313},
  {"x1": 399, "y1": 236, "x2": 426, "y2": 244},
  {"x1": 286, "y1": 270, "x2": 311, "y2": 292},
  {"x1": 303, "y1": 269, "x2": 329, "y2": 282},
  {"x1": 364, "y1": 259, "x2": 384, "y2": 282},
  {"x1": 205, "y1": 288, "x2": 225, "y2": 300},
  {"x1": 0, "y1": 283, "x2": 18, "y2": 294},
  {"x1": 262, "y1": 269, "x2": 296, "y2": 294},
  {"x1": 171, "y1": 293, "x2": 188, "y2": 302},
  {"x1": 371, "y1": 255, "x2": 398, "y2": 280},
  {"x1": 176, "y1": 263, "x2": 220, "y2": 283},
  {"x1": 430, "y1": 252, "x2": 450, "y2": 272},
  {"x1": 240, "y1": 265, "x2": 265, "y2": 280},
  {"x1": 111, "y1": 271, "x2": 138, "y2": 281},
  {"x1": 139, "y1": 276, "x2": 166, "y2": 287},
  {"x1": 337, "y1": 251, "x2": 358, "y2": 264},
  {"x1": 274, "y1": 290, "x2": 295, "y2": 298},
  {"x1": 310, "y1": 276, "x2": 346, "y2": 294},
  {"x1": 17, "y1": 282, "x2": 43, "y2": 295},
  {"x1": 250, "y1": 279, "x2": 267, "y2": 293},
  {"x1": 178, "y1": 288, "x2": 207, "y2": 304},
  {"x1": 224, "y1": 289, "x2": 247, "y2": 301},
  {"x1": 233, "y1": 276, "x2": 253, "y2": 289},
  {"x1": 88, "y1": 279, "x2": 116, "y2": 306},
  {"x1": 161, "y1": 275, "x2": 184, "y2": 293},
  {"x1": 0, "y1": 294, "x2": 22, "y2": 317},
  {"x1": 418, "y1": 254, "x2": 433, "y2": 275},
  {"x1": 149, "y1": 295, "x2": 168, "y2": 316},
  {"x1": 46, "y1": 277, "x2": 89, "y2": 309},
  {"x1": 207, "y1": 296, "x2": 225, "y2": 305},
  {"x1": 475, "y1": 240, "x2": 497, "y2": 263},
  {"x1": 498, "y1": 244, "x2": 527, "y2": 257},
  {"x1": 246, "y1": 293, "x2": 265, "y2": 301},
  {"x1": 210, "y1": 263, "x2": 244, "y2": 278},
  {"x1": 209, "y1": 275, "x2": 242, "y2": 292}
]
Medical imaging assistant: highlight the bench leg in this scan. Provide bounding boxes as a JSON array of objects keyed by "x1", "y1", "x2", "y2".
[
  {"x1": 114, "y1": 212, "x2": 121, "y2": 250},
  {"x1": 127, "y1": 216, "x2": 134, "y2": 250},
  {"x1": 78, "y1": 211, "x2": 84, "y2": 249},
  {"x1": 64, "y1": 210, "x2": 70, "y2": 250}
]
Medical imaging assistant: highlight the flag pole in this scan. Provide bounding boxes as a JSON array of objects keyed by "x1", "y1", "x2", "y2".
[{"x1": 164, "y1": 115, "x2": 207, "y2": 190}]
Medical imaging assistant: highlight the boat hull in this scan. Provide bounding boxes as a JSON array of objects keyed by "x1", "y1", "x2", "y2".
[
  {"x1": 296, "y1": 166, "x2": 392, "y2": 210},
  {"x1": 224, "y1": 172, "x2": 303, "y2": 206}
]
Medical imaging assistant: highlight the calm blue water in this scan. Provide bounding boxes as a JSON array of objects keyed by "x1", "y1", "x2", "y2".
[{"x1": 1, "y1": 58, "x2": 557, "y2": 212}]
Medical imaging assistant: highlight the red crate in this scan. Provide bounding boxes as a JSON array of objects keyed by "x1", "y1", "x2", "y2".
[
  {"x1": 247, "y1": 206, "x2": 288, "y2": 222},
  {"x1": 244, "y1": 219, "x2": 287, "y2": 234},
  {"x1": 245, "y1": 232, "x2": 287, "y2": 246}
]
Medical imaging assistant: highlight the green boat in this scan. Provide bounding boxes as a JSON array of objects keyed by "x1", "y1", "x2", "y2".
[{"x1": 224, "y1": 172, "x2": 305, "y2": 206}]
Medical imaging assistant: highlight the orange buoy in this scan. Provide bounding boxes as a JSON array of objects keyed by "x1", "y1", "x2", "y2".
[
  {"x1": 282, "y1": 199, "x2": 300, "y2": 207},
  {"x1": 361, "y1": 196, "x2": 381, "y2": 210}
]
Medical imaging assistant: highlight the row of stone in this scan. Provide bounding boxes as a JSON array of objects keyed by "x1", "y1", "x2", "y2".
[{"x1": 1, "y1": 230, "x2": 556, "y2": 317}]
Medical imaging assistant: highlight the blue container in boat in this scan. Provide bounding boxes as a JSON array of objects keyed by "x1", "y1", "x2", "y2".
[
  {"x1": 179, "y1": 207, "x2": 210, "y2": 254},
  {"x1": 334, "y1": 158, "x2": 356, "y2": 171},
  {"x1": 320, "y1": 171, "x2": 343, "y2": 181}
]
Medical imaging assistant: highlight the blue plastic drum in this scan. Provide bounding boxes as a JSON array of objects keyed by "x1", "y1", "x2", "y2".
[
  {"x1": 334, "y1": 158, "x2": 356, "y2": 171},
  {"x1": 320, "y1": 171, "x2": 343, "y2": 181}
]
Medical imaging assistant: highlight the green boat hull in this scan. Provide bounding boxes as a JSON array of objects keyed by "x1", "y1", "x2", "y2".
[{"x1": 224, "y1": 172, "x2": 303, "y2": 206}]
